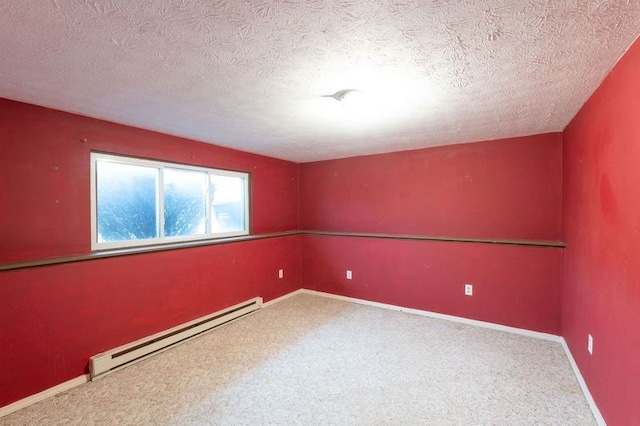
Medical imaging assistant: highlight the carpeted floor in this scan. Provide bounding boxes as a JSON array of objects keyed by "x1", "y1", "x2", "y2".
[{"x1": 2, "y1": 293, "x2": 595, "y2": 425}]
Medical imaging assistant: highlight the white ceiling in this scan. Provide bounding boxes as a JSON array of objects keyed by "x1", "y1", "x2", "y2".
[{"x1": 1, "y1": 1, "x2": 639, "y2": 162}]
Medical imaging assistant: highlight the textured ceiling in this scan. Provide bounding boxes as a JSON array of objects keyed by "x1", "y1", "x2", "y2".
[{"x1": 0, "y1": 1, "x2": 639, "y2": 162}]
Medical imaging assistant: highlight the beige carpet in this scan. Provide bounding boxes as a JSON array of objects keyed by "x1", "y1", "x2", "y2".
[{"x1": 2, "y1": 293, "x2": 595, "y2": 425}]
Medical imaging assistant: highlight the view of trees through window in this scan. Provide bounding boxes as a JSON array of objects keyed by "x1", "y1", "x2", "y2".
[
  {"x1": 93, "y1": 153, "x2": 249, "y2": 249},
  {"x1": 96, "y1": 161, "x2": 159, "y2": 242},
  {"x1": 163, "y1": 168, "x2": 207, "y2": 238}
]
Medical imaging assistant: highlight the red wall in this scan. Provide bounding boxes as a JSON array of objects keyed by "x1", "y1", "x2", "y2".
[
  {"x1": 303, "y1": 236, "x2": 562, "y2": 333},
  {"x1": 300, "y1": 134, "x2": 562, "y2": 240},
  {"x1": 299, "y1": 134, "x2": 563, "y2": 333},
  {"x1": 562, "y1": 38, "x2": 640, "y2": 425},
  {"x1": 0, "y1": 99, "x2": 300, "y2": 407}
]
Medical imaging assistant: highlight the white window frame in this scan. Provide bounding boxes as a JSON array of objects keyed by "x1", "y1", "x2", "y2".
[{"x1": 90, "y1": 152, "x2": 250, "y2": 251}]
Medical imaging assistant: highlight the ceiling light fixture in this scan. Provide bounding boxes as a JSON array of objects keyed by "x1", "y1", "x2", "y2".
[{"x1": 322, "y1": 89, "x2": 364, "y2": 107}]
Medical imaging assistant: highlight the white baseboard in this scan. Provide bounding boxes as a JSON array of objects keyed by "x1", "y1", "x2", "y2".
[
  {"x1": 262, "y1": 288, "x2": 306, "y2": 308},
  {"x1": 561, "y1": 339, "x2": 606, "y2": 425},
  {"x1": 0, "y1": 374, "x2": 89, "y2": 419},
  {"x1": 300, "y1": 289, "x2": 562, "y2": 342}
]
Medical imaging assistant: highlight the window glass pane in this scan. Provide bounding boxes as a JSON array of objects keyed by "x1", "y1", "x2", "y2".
[
  {"x1": 210, "y1": 175, "x2": 246, "y2": 233},
  {"x1": 164, "y1": 168, "x2": 207, "y2": 237},
  {"x1": 96, "y1": 160, "x2": 159, "y2": 242},
  {"x1": 92, "y1": 153, "x2": 249, "y2": 250}
]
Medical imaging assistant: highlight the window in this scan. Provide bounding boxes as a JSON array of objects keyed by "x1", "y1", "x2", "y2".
[{"x1": 91, "y1": 153, "x2": 249, "y2": 250}]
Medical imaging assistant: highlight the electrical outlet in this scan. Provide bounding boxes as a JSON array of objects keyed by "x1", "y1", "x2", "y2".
[
  {"x1": 346, "y1": 270, "x2": 352, "y2": 280},
  {"x1": 278, "y1": 269, "x2": 284, "y2": 279},
  {"x1": 465, "y1": 284, "x2": 473, "y2": 296},
  {"x1": 588, "y1": 334, "x2": 593, "y2": 355}
]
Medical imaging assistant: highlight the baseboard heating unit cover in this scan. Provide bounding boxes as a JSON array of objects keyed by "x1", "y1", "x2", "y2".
[{"x1": 89, "y1": 297, "x2": 263, "y2": 379}]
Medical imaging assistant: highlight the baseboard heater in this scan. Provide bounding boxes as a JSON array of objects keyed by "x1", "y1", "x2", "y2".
[{"x1": 89, "y1": 297, "x2": 263, "y2": 379}]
